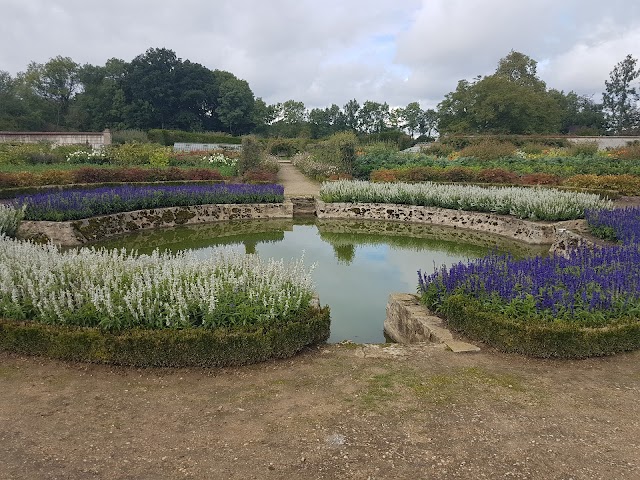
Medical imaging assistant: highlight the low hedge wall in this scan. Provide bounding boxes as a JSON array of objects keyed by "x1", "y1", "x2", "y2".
[
  {"x1": 437, "y1": 295, "x2": 640, "y2": 358},
  {"x1": 0, "y1": 306, "x2": 330, "y2": 367}
]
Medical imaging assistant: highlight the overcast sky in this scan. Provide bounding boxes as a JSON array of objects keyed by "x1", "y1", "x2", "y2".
[{"x1": 2, "y1": 0, "x2": 639, "y2": 110}]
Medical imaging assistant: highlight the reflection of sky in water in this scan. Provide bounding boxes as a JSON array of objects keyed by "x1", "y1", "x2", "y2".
[{"x1": 186, "y1": 224, "x2": 482, "y2": 344}]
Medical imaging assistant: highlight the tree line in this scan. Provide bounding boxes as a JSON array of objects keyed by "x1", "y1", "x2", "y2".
[{"x1": 1, "y1": 47, "x2": 639, "y2": 138}]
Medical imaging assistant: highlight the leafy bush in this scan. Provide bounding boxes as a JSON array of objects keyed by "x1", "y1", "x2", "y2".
[
  {"x1": 147, "y1": 129, "x2": 241, "y2": 146},
  {"x1": 310, "y1": 132, "x2": 358, "y2": 175},
  {"x1": 612, "y1": 143, "x2": 640, "y2": 160},
  {"x1": 521, "y1": 173, "x2": 562, "y2": 186},
  {"x1": 291, "y1": 152, "x2": 339, "y2": 180},
  {"x1": 107, "y1": 143, "x2": 167, "y2": 166},
  {"x1": 0, "y1": 306, "x2": 330, "y2": 367},
  {"x1": 476, "y1": 168, "x2": 519, "y2": 184},
  {"x1": 564, "y1": 174, "x2": 640, "y2": 195},
  {"x1": 267, "y1": 138, "x2": 306, "y2": 157},
  {"x1": 14, "y1": 183, "x2": 284, "y2": 221},
  {"x1": 568, "y1": 141, "x2": 599, "y2": 157},
  {"x1": 0, "y1": 204, "x2": 24, "y2": 237},
  {"x1": 238, "y1": 135, "x2": 264, "y2": 175},
  {"x1": 458, "y1": 140, "x2": 517, "y2": 161},
  {"x1": 420, "y1": 142, "x2": 455, "y2": 158},
  {"x1": 320, "y1": 180, "x2": 611, "y2": 221},
  {"x1": 111, "y1": 129, "x2": 149, "y2": 144}
]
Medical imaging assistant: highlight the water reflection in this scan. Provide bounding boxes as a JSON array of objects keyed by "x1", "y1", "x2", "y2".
[{"x1": 91, "y1": 219, "x2": 546, "y2": 343}]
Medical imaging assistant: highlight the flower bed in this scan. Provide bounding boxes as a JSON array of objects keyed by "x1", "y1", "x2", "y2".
[
  {"x1": 0, "y1": 236, "x2": 329, "y2": 366},
  {"x1": 320, "y1": 180, "x2": 610, "y2": 221},
  {"x1": 417, "y1": 203, "x2": 640, "y2": 357},
  {"x1": 14, "y1": 183, "x2": 284, "y2": 221}
]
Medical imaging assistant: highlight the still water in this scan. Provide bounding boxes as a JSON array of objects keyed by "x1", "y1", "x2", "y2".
[{"x1": 92, "y1": 219, "x2": 547, "y2": 343}]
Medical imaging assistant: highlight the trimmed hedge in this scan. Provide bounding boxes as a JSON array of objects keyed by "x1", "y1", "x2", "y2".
[
  {"x1": 436, "y1": 294, "x2": 640, "y2": 358},
  {"x1": 148, "y1": 129, "x2": 242, "y2": 146},
  {"x1": 0, "y1": 306, "x2": 330, "y2": 367}
]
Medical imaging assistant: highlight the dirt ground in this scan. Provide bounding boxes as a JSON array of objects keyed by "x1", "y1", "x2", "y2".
[{"x1": 1, "y1": 342, "x2": 639, "y2": 480}]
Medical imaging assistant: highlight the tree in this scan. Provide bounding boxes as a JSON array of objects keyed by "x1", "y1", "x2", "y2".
[
  {"x1": 549, "y1": 90, "x2": 605, "y2": 135},
  {"x1": 121, "y1": 48, "x2": 181, "y2": 129},
  {"x1": 358, "y1": 101, "x2": 389, "y2": 134},
  {"x1": 437, "y1": 52, "x2": 563, "y2": 134},
  {"x1": 0, "y1": 71, "x2": 32, "y2": 129},
  {"x1": 215, "y1": 76, "x2": 255, "y2": 134},
  {"x1": 418, "y1": 108, "x2": 438, "y2": 139},
  {"x1": 18, "y1": 56, "x2": 80, "y2": 128},
  {"x1": 343, "y1": 99, "x2": 360, "y2": 132},
  {"x1": 495, "y1": 50, "x2": 545, "y2": 90},
  {"x1": 70, "y1": 58, "x2": 128, "y2": 130},
  {"x1": 401, "y1": 101, "x2": 423, "y2": 138},
  {"x1": 603, "y1": 54, "x2": 640, "y2": 134}
]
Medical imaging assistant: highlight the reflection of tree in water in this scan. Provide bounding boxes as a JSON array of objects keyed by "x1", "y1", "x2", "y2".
[
  {"x1": 243, "y1": 239, "x2": 257, "y2": 255},
  {"x1": 333, "y1": 243, "x2": 356, "y2": 265}
]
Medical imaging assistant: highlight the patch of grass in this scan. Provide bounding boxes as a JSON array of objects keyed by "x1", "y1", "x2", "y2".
[{"x1": 358, "y1": 366, "x2": 527, "y2": 409}]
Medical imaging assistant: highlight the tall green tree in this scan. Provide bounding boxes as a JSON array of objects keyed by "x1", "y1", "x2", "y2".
[
  {"x1": 401, "y1": 101, "x2": 423, "y2": 138},
  {"x1": 603, "y1": 54, "x2": 640, "y2": 134},
  {"x1": 358, "y1": 101, "x2": 389, "y2": 134},
  {"x1": 0, "y1": 71, "x2": 32, "y2": 129},
  {"x1": 18, "y1": 56, "x2": 80, "y2": 128},
  {"x1": 343, "y1": 99, "x2": 360, "y2": 132},
  {"x1": 437, "y1": 52, "x2": 563, "y2": 134}
]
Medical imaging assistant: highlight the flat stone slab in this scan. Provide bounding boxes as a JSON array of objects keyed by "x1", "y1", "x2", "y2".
[{"x1": 445, "y1": 340, "x2": 481, "y2": 353}]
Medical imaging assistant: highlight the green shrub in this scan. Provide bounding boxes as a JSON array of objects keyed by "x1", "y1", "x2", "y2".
[
  {"x1": 458, "y1": 140, "x2": 517, "y2": 161},
  {"x1": 420, "y1": 142, "x2": 455, "y2": 158},
  {"x1": 0, "y1": 306, "x2": 330, "y2": 367},
  {"x1": 267, "y1": 138, "x2": 305, "y2": 157},
  {"x1": 434, "y1": 294, "x2": 640, "y2": 358},
  {"x1": 107, "y1": 143, "x2": 167, "y2": 166},
  {"x1": 311, "y1": 132, "x2": 358, "y2": 175},
  {"x1": 112, "y1": 129, "x2": 149, "y2": 144},
  {"x1": 568, "y1": 141, "x2": 599, "y2": 157},
  {"x1": 238, "y1": 135, "x2": 264, "y2": 175},
  {"x1": 147, "y1": 129, "x2": 241, "y2": 146}
]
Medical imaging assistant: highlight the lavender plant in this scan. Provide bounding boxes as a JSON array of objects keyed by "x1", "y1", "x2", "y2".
[
  {"x1": 13, "y1": 183, "x2": 284, "y2": 221},
  {"x1": 0, "y1": 236, "x2": 314, "y2": 331},
  {"x1": 320, "y1": 180, "x2": 610, "y2": 221}
]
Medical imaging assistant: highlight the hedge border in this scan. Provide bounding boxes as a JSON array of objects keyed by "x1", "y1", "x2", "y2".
[
  {"x1": 435, "y1": 294, "x2": 640, "y2": 358},
  {"x1": 0, "y1": 306, "x2": 330, "y2": 367}
]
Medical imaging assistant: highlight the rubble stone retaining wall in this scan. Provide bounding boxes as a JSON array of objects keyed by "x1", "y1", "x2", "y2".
[
  {"x1": 316, "y1": 201, "x2": 556, "y2": 244},
  {"x1": 18, "y1": 202, "x2": 293, "y2": 246}
]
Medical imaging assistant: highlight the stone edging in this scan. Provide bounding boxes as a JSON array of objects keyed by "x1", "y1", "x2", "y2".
[
  {"x1": 316, "y1": 200, "x2": 555, "y2": 244},
  {"x1": 17, "y1": 201, "x2": 293, "y2": 246},
  {"x1": 384, "y1": 293, "x2": 480, "y2": 353}
]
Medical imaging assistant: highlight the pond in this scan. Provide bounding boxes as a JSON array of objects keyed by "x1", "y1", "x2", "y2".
[{"x1": 91, "y1": 218, "x2": 548, "y2": 343}]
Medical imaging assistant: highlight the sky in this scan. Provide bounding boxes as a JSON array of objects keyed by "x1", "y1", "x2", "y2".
[{"x1": 2, "y1": 0, "x2": 639, "y2": 110}]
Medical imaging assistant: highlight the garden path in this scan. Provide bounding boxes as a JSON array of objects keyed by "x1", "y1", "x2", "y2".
[{"x1": 277, "y1": 160, "x2": 320, "y2": 196}]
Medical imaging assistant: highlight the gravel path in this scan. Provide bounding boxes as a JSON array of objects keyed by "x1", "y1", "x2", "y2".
[{"x1": 277, "y1": 161, "x2": 320, "y2": 196}]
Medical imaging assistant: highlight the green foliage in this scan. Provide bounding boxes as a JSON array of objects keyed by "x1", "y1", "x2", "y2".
[
  {"x1": 568, "y1": 141, "x2": 599, "y2": 157},
  {"x1": 603, "y1": 54, "x2": 640, "y2": 134},
  {"x1": 428, "y1": 294, "x2": 640, "y2": 358},
  {"x1": 311, "y1": 131, "x2": 358, "y2": 175},
  {"x1": 107, "y1": 142, "x2": 167, "y2": 165},
  {"x1": 112, "y1": 129, "x2": 149, "y2": 144},
  {"x1": 238, "y1": 135, "x2": 264, "y2": 174},
  {"x1": 147, "y1": 129, "x2": 241, "y2": 146},
  {"x1": 267, "y1": 138, "x2": 305, "y2": 157},
  {"x1": 458, "y1": 140, "x2": 517, "y2": 160},
  {"x1": 0, "y1": 307, "x2": 330, "y2": 367},
  {"x1": 0, "y1": 204, "x2": 24, "y2": 237}
]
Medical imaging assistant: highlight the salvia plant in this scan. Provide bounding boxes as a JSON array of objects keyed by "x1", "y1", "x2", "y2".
[
  {"x1": 13, "y1": 183, "x2": 285, "y2": 221},
  {"x1": 320, "y1": 180, "x2": 611, "y2": 221},
  {"x1": 419, "y1": 243, "x2": 640, "y2": 327},
  {"x1": 0, "y1": 236, "x2": 315, "y2": 331},
  {"x1": 585, "y1": 206, "x2": 640, "y2": 244},
  {"x1": 0, "y1": 204, "x2": 25, "y2": 237}
]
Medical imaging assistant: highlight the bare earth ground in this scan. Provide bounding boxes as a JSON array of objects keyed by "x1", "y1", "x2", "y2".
[
  {"x1": 276, "y1": 161, "x2": 320, "y2": 197},
  {"x1": 2, "y1": 171, "x2": 640, "y2": 479},
  {"x1": 1, "y1": 344, "x2": 639, "y2": 480}
]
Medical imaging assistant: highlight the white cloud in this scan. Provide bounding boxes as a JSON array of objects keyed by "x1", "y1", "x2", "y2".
[{"x1": 1, "y1": 0, "x2": 639, "y2": 110}]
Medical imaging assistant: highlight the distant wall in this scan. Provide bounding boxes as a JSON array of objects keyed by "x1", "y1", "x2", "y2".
[
  {"x1": 565, "y1": 136, "x2": 640, "y2": 150},
  {"x1": 0, "y1": 129, "x2": 111, "y2": 149},
  {"x1": 174, "y1": 142, "x2": 242, "y2": 152}
]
